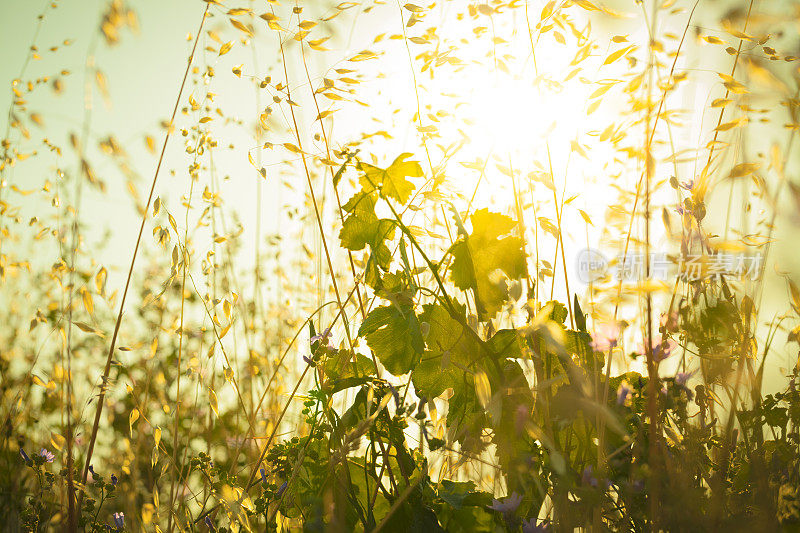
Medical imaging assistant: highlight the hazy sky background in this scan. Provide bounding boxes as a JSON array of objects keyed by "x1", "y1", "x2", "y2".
[{"x1": 2, "y1": 0, "x2": 798, "y2": 390}]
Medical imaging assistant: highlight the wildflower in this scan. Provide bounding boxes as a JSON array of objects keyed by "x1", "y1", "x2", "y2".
[
  {"x1": 204, "y1": 515, "x2": 216, "y2": 531},
  {"x1": 19, "y1": 448, "x2": 31, "y2": 463},
  {"x1": 489, "y1": 491, "x2": 522, "y2": 515},
  {"x1": 523, "y1": 518, "x2": 551, "y2": 533},
  {"x1": 674, "y1": 371, "x2": 695, "y2": 400},
  {"x1": 275, "y1": 481, "x2": 288, "y2": 498},
  {"x1": 680, "y1": 179, "x2": 694, "y2": 191},
  {"x1": 659, "y1": 309, "x2": 679, "y2": 333},
  {"x1": 111, "y1": 473, "x2": 118, "y2": 486},
  {"x1": 675, "y1": 371, "x2": 694, "y2": 387},
  {"x1": 310, "y1": 327, "x2": 332, "y2": 347},
  {"x1": 638, "y1": 334, "x2": 676, "y2": 363},
  {"x1": 112, "y1": 512, "x2": 124, "y2": 531},
  {"x1": 616, "y1": 381, "x2": 632, "y2": 406},
  {"x1": 652, "y1": 337, "x2": 676, "y2": 362},
  {"x1": 581, "y1": 465, "x2": 599, "y2": 487},
  {"x1": 260, "y1": 467, "x2": 268, "y2": 485},
  {"x1": 590, "y1": 322, "x2": 620, "y2": 352},
  {"x1": 302, "y1": 355, "x2": 315, "y2": 367},
  {"x1": 38, "y1": 448, "x2": 55, "y2": 463}
]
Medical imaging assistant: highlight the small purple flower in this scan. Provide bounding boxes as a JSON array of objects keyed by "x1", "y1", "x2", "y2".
[
  {"x1": 638, "y1": 335, "x2": 676, "y2": 363},
  {"x1": 489, "y1": 491, "x2": 522, "y2": 515},
  {"x1": 675, "y1": 205, "x2": 690, "y2": 216},
  {"x1": 38, "y1": 448, "x2": 55, "y2": 463},
  {"x1": 302, "y1": 355, "x2": 314, "y2": 366},
  {"x1": 654, "y1": 345, "x2": 670, "y2": 361},
  {"x1": 680, "y1": 179, "x2": 694, "y2": 191},
  {"x1": 616, "y1": 381, "x2": 632, "y2": 406},
  {"x1": 523, "y1": 518, "x2": 551, "y2": 533},
  {"x1": 111, "y1": 473, "x2": 118, "y2": 486},
  {"x1": 581, "y1": 465, "x2": 599, "y2": 487},
  {"x1": 653, "y1": 338, "x2": 676, "y2": 363},
  {"x1": 275, "y1": 481, "x2": 288, "y2": 497},
  {"x1": 310, "y1": 327, "x2": 332, "y2": 347},
  {"x1": 112, "y1": 512, "x2": 124, "y2": 530},
  {"x1": 659, "y1": 310, "x2": 679, "y2": 333},
  {"x1": 260, "y1": 468, "x2": 268, "y2": 485},
  {"x1": 204, "y1": 515, "x2": 216, "y2": 531},
  {"x1": 674, "y1": 371, "x2": 695, "y2": 400},
  {"x1": 19, "y1": 448, "x2": 31, "y2": 463},
  {"x1": 675, "y1": 371, "x2": 694, "y2": 387}
]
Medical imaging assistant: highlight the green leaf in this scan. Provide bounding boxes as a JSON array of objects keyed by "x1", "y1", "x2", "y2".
[
  {"x1": 321, "y1": 349, "x2": 375, "y2": 393},
  {"x1": 435, "y1": 489, "x2": 496, "y2": 533},
  {"x1": 565, "y1": 329, "x2": 600, "y2": 368},
  {"x1": 359, "y1": 304, "x2": 424, "y2": 376},
  {"x1": 411, "y1": 303, "x2": 488, "y2": 452},
  {"x1": 542, "y1": 300, "x2": 568, "y2": 324},
  {"x1": 410, "y1": 303, "x2": 479, "y2": 401},
  {"x1": 339, "y1": 192, "x2": 395, "y2": 258},
  {"x1": 412, "y1": 356, "x2": 464, "y2": 400},
  {"x1": 339, "y1": 191, "x2": 396, "y2": 287},
  {"x1": 449, "y1": 209, "x2": 527, "y2": 320},
  {"x1": 359, "y1": 153, "x2": 423, "y2": 204},
  {"x1": 573, "y1": 294, "x2": 587, "y2": 332},
  {"x1": 446, "y1": 381, "x2": 487, "y2": 453},
  {"x1": 437, "y1": 480, "x2": 476, "y2": 509},
  {"x1": 420, "y1": 304, "x2": 482, "y2": 367},
  {"x1": 488, "y1": 328, "x2": 525, "y2": 359},
  {"x1": 491, "y1": 359, "x2": 536, "y2": 496},
  {"x1": 376, "y1": 270, "x2": 417, "y2": 308}
]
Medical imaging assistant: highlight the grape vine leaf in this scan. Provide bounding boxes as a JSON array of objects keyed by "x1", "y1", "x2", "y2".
[
  {"x1": 358, "y1": 303, "x2": 424, "y2": 376},
  {"x1": 358, "y1": 152, "x2": 423, "y2": 204},
  {"x1": 411, "y1": 303, "x2": 479, "y2": 401},
  {"x1": 449, "y1": 209, "x2": 527, "y2": 320},
  {"x1": 339, "y1": 191, "x2": 396, "y2": 287},
  {"x1": 491, "y1": 359, "x2": 535, "y2": 496},
  {"x1": 321, "y1": 349, "x2": 375, "y2": 394},
  {"x1": 411, "y1": 304, "x2": 488, "y2": 452}
]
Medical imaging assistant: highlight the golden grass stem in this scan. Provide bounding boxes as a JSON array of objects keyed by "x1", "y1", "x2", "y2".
[{"x1": 78, "y1": 5, "x2": 209, "y2": 512}]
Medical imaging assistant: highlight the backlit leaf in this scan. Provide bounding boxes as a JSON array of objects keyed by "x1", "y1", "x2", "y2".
[
  {"x1": 449, "y1": 209, "x2": 527, "y2": 320},
  {"x1": 358, "y1": 304, "x2": 423, "y2": 376},
  {"x1": 358, "y1": 153, "x2": 423, "y2": 204}
]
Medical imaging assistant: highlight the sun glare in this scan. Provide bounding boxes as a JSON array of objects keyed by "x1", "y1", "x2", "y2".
[{"x1": 467, "y1": 73, "x2": 585, "y2": 153}]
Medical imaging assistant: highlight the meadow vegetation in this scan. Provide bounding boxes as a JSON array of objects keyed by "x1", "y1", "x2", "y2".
[{"x1": 2, "y1": 0, "x2": 800, "y2": 531}]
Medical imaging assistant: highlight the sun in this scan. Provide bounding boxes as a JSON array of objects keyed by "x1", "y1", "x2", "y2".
[{"x1": 465, "y1": 71, "x2": 588, "y2": 154}]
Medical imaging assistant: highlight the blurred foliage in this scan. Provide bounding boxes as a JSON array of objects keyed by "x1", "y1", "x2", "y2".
[{"x1": 2, "y1": 0, "x2": 800, "y2": 531}]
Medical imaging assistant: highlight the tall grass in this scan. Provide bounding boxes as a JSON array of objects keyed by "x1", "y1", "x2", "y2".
[{"x1": 1, "y1": 0, "x2": 800, "y2": 531}]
